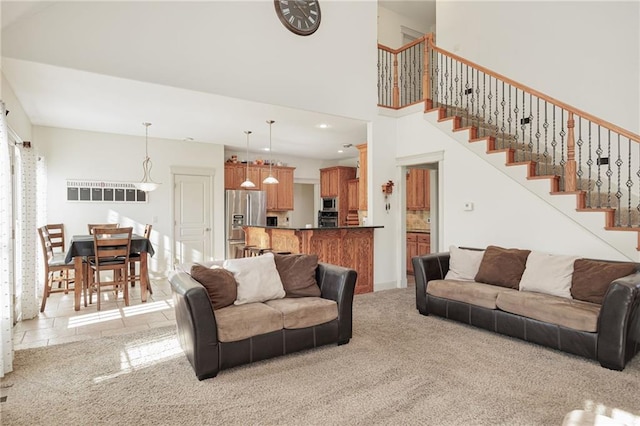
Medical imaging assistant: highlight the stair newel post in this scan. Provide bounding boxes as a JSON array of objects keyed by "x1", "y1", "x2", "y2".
[
  {"x1": 565, "y1": 112, "x2": 577, "y2": 192},
  {"x1": 393, "y1": 51, "x2": 399, "y2": 108},
  {"x1": 423, "y1": 33, "x2": 433, "y2": 110}
]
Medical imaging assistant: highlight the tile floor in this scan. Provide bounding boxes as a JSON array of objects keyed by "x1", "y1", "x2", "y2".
[{"x1": 13, "y1": 279, "x2": 175, "y2": 350}]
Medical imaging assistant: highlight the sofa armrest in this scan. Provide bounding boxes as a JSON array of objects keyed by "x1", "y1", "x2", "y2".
[
  {"x1": 316, "y1": 262, "x2": 357, "y2": 344},
  {"x1": 169, "y1": 270, "x2": 220, "y2": 380},
  {"x1": 597, "y1": 272, "x2": 640, "y2": 370},
  {"x1": 412, "y1": 252, "x2": 450, "y2": 315}
]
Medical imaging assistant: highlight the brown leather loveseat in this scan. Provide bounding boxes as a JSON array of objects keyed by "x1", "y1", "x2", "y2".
[{"x1": 170, "y1": 257, "x2": 357, "y2": 380}]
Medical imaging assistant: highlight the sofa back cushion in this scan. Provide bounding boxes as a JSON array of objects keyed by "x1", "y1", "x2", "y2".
[
  {"x1": 223, "y1": 252, "x2": 286, "y2": 305},
  {"x1": 475, "y1": 245, "x2": 531, "y2": 289},
  {"x1": 274, "y1": 253, "x2": 321, "y2": 297},
  {"x1": 571, "y1": 259, "x2": 638, "y2": 304},
  {"x1": 190, "y1": 264, "x2": 237, "y2": 309},
  {"x1": 444, "y1": 245, "x2": 485, "y2": 281},
  {"x1": 518, "y1": 251, "x2": 579, "y2": 299}
]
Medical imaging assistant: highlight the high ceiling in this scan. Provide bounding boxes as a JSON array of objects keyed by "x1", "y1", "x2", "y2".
[{"x1": 1, "y1": 1, "x2": 432, "y2": 160}]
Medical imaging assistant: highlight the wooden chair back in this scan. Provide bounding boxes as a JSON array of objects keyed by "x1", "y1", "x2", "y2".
[
  {"x1": 92, "y1": 227, "x2": 132, "y2": 265},
  {"x1": 45, "y1": 223, "x2": 66, "y2": 253},
  {"x1": 38, "y1": 226, "x2": 54, "y2": 260},
  {"x1": 143, "y1": 224, "x2": 152, "y2": 239},
  {"x1": 88, "y1": 223, "x2": 119, "y2": 235}
]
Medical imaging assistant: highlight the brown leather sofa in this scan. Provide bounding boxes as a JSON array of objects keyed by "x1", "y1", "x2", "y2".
[
  {"x1": 170, "y1": 262, "x2": 357, "y2": 380},
  {"x1": 413, "y1": 252, "x2": 640, "y2": 370}
]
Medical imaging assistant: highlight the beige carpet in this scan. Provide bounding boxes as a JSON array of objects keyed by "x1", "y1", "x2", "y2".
[{"x1": 2, "y1": 288, "x2": 640, "y2": 425}]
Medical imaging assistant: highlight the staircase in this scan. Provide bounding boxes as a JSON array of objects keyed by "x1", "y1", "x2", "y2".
[{"x1": 378, "y1": 34, "x2": 640, "y2": 258}]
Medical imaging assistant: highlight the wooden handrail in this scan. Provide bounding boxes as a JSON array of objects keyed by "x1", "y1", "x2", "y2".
[
  {"x1": 425, "y1": 38, "x2": 640, "y2": 143},
  {"x1": 377, "y1": 35, "x2": 426, "y2": 55}
]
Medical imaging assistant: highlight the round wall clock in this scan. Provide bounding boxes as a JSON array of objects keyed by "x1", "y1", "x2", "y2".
[{"x1": 274, "y1": 0, "x2": 321, "y2": 36}]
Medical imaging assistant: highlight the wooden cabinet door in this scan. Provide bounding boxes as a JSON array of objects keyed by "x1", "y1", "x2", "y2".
[
  {"x1": 320, "y1": 168, "x2": 340, "y2": 198},
  {"x1": 357, "y1": 144, "x2": 367, "y2": 211},
  {"x1": 247, "y1": 166, "x2": 263, "y2": 191},
  {"x1": 406, "y1": 233, "x2": 418, "y2": 274},
  {"x1": 417, "y1": 234, "x2": 430, "y2": 255},
  {"x1": 224, "y1": 164, "x2": 244, "y2": 190},
  {"x1": 406, "y1": 169, "x2": 416, "y2": 209},
  {"x1": 424, "y1": 169, "x2": 430, "y2": 210},
  {"x1": 276, "y1": 168, "x2": 294, "y2": 210},
  {"x1": 260, "y1": 168, "x2": 278, "y2": 210},
  {"x1": 347, "y1": 179, "x2": 359, "y2": 211},
  {"x1": 407, "y1": 169, "x2": 430, "y2": 210}
]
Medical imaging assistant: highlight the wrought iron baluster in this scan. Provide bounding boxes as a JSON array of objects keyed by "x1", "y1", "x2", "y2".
[
  {"x1": 501, "y1": 81, "x2": 506, "y2": 148},
  {"x1": 606, "y1": 129, "x2": 612, "y2": 208},
  {"x1": 627, "y1": 137, "x2": 633, "y2": 227},
  {"x1": 615, "y1": 134, "x2": 623, "y2": 226},
  {"x1": 487, "y1": 76, "x2": 493, "y2": 134},
  {"x1": 470, "y1": 68, "x2": 475, "y2": 129},
  {"x1": 596, "y1": 126, "x2": 603, "y2": 208},
  {"x1": 476, "y1": 68, "x2": 481, "y2": 131},
  {"x1": 543, "y1": 101, "x2": 549, "y2": 176},
  {"x1": 437, "y1": 53, "x2": 443, "y2": 107},
  {"x1": 528, "y1": 93, "x2": 533, "y2": 162},
  {"x1": 535, "y1": 98, "x2": 541, "y2": 170},
  {"x1": 551, "y1": 106, "x2": 557, "y2": 178},
  {"x1": 482, "y1": 73, "x2": 487, "y2": 138},
  {"x1": 507, "y1": 84, "x2": 512, "y2": 148},
  {"x1": 513, "y1": 89, "x2": 519, "y2": 156},
  {"x1": 576, "y1": 117, "x2": 584, "y2": 192},
  {"x1": 494, "y1": 78, "x2": 499, "y2": 140},
  {"x1": 587, "y1": 122, "x2": 593, "y2": 208},
  {"x1": 559, "y1": 109, "x2": 566, "y2": 191},
  {"x1": 465, "y1": 65, "x2": 470, "y2": 124}
]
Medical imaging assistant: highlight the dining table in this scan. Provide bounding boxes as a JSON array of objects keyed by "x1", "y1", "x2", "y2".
[{"x1": 64, "y1": 234, "x2": 155, "y2": 311}]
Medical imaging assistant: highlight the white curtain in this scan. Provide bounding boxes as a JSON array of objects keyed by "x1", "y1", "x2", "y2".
[{"x1": 0, "y1": 101, "x2": 14, "y2": 377}]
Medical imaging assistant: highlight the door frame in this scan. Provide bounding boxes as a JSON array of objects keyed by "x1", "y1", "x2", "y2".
[
  {"x1": 170, "y1": 166, "x2": 215, "y2": 268},
  {"x1": 396, "y1": 151, "x2": 444, "y2": 288}
]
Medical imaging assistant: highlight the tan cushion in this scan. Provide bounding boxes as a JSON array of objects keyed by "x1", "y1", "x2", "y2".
[
  {"x1": 444, "y1": 246, "x2": 485, "y2": 281},
  {"x1": 475, "y1": 245, "x2": 531, "y2": 289},
  {"x1": 190, "y1": 264, "x2": 237, "y2": 310},
  {"x1": 274, "y1": 253, "x2": 321, "y2": 297},
  {"x1": 265, "y1": 297, "x2": 338, "y2": 329},
  {"x1": 496, "y1": 290, "x2": 601, "y2": 332},
  {"x1": 214, "y1": 303, "x2": 282, "y2": 342},
  {"x1": 571, "y1": 259, "x2": 637, "y2": 304},
  {"x1": 223, "y1": 252, "x2": 286, "y2": 305},
  {"x1": 519, "y1": 251, "x2": 579, "y2": 299},
  {"x1": 427, "y1": 279, "x2": 518, "y2": 310}
]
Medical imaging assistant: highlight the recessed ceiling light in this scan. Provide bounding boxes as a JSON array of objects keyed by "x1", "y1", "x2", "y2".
[
  {"x1": 264, "y1": 147, "x2": 270, "y2": 151},
  {"x1": 317, "y1": 123, "x2": 330, "y2": 129},
  {"x1": 338, "y1": 149, "x2": 344, "y2": 153}
]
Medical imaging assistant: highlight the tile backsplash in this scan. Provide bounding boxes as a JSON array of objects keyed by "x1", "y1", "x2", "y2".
[{"x1": 407, "y1": 210, "x2": 430, "y2": 231}]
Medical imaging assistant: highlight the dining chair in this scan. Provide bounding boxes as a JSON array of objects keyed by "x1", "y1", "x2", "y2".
[
  {"x1": 87, "y1": 227, "x2": 133, "y2": 311},
  {"x1": 45, "y1": 223, "x2": 66, "y2": 253},
  {"x1": 87, "y1": 223, "x2": 119, "y2": 235},
  {"x1": 128, "y1": 224, "x2": 154, "y2": 295},
  {"x1": 37, "y1": 226, "x2": 76, "y2": 312}
]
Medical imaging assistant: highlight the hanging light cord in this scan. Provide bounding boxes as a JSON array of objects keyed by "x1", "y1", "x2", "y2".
[{"x1": 142, "y1": 122, "x2": 153, "y2": 182}]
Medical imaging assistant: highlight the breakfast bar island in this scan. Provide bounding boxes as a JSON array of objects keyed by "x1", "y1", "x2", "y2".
[{"x1": 243, "y1": 226, "x2": 382, "y2": 294}]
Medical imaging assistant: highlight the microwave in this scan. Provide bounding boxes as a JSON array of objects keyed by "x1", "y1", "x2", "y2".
[{"x1": 321, "y1": 197, "x2": 338, "y2": 212}]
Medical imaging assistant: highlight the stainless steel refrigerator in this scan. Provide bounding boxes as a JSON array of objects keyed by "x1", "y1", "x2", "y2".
[{"x1": 225, "y1": 190, "x2": 267, "y2": 258}]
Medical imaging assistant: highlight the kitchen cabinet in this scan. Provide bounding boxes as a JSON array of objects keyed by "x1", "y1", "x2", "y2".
[
  {"x1": 347, "y1": 179, "x2": 359, "y2": 211},
  {"x1": 406, "y1": 232, "x2": 430, "y2": 275},
  {"x1": 356, "y1": 143, "x2": 367, "y2": 211},
  {"x1": 406, "y1": 168, "x2": 430, "y2": 210},
  {"x1": 225, "y1": 163, "x2": 295, "y2": 211},
  {"x1": 320, "y1": 166, "x2": 356, "y2": 226}
]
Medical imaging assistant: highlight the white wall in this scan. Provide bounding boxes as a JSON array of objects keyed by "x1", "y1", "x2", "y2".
[
  {"x1": 394, "y1": 109, "x2": 630, "y2": 261},
  {"x1": 2, "y1": 1, "x2": 379, "y2": 122},
  {"x1": 2, "y1": 73, "x2": 31, "y2": 140},
  {"x1": 436, "y1": 1, "x2": 640, "y2": 134},
  {"x1": 290, "y1": 183, "x2": 316, "y2": 228},
  {"x1": 378, "y1": 5, "x2": 434, "y2": 48},
  {"x1": 34, "y1": 126, "x2": 226, "y2": 276}
]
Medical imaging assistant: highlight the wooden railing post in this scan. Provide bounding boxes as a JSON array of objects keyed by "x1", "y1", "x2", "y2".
[
  {"x1": 565, "y1": 112, "x2": 577, "y2": 192},
  {"x1": 423, "y1": 33, "x2": 433, "y2": 110},
  {"x1": 392, "y1": 52, "x2": 399, "y2": 108}
]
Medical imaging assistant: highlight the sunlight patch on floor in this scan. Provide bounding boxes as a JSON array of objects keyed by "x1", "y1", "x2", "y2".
[
  {"x1": 67, "y1": 310, "x2": 122, "y2": 328},
  {"x1": 122, "y1": 299, "x2": 174, "y2": 317},
  {"x1": 92, "y1": 335, "x2": 183, "y2": 383}
]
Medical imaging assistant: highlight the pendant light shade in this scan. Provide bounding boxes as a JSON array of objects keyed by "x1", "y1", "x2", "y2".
[
  {"x1": 240, "y1": 130, "x2": 256, "y2": 188},
  {"x1": 136, "y1": 122, "x2": 161, "y2": 192},
  {"x1": 262, "y1": 120, "x2": 279, "y2": 185}
]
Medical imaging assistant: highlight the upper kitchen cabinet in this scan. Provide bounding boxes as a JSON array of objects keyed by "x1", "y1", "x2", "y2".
[
  {"x1": 406, "y1": 168, "x2": 430, "y2": 210},
  {"x1": 356, "y1": 143, "x2": 367, "y2": 211},
  {"x1": 225, "y1": 163, "x2": 295, "y2": 211}
]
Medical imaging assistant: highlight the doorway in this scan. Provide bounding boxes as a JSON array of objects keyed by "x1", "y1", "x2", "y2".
[{"x1": 172, "y1": 168, "x2": 214, "y2": 267}]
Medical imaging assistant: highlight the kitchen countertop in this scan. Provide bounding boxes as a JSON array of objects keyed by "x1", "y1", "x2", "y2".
[
  {"x1": 407, "y1": 229, "x2": 430, "y2": 233},
  {"x1": 245, "y1": 225, "x2": 384, "y2": 231}
]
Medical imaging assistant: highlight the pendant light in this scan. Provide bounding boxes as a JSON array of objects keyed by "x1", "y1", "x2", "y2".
[
  {"x1": 137, "y1": 122, "x2": 161, "y2": 192},
  {"x1": 240, "y1": 130, "x2": 256, "y2": 188},
  {"x1": 262, "y1": 120, "x2": 279, "y2": 185}
]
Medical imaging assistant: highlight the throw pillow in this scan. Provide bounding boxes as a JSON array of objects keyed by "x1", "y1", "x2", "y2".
[
  {"x1": 474, "y1": 245, "x2": 531, "y2": 289},
  {"x1": 571, "y1": 259, "x2": 637, "y2": 304},
  {"x1": 190, "y1": 264, "x2": 237, "y2": 309},
  {"x1": 518, "y1": 251, "x2": 579, "y2": 298},
  {"x1": 274, "y1": 253, "x2": 321, "y2": 297},
  {"x1": 444, "y1": 245, "x2": 485, "y2": 281},
  {"x1": 223, "y1": 252, "x2": 286, "y2": 305}
]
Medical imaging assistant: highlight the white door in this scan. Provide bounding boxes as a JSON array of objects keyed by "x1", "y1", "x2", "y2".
[{"x1": 173, "y1": 173, "x2": 212, "y2": 266}]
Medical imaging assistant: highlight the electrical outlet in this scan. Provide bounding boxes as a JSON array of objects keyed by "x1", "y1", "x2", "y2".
[{"x1": 464, "y1": 202, "x2": 474, "y2": 211}]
